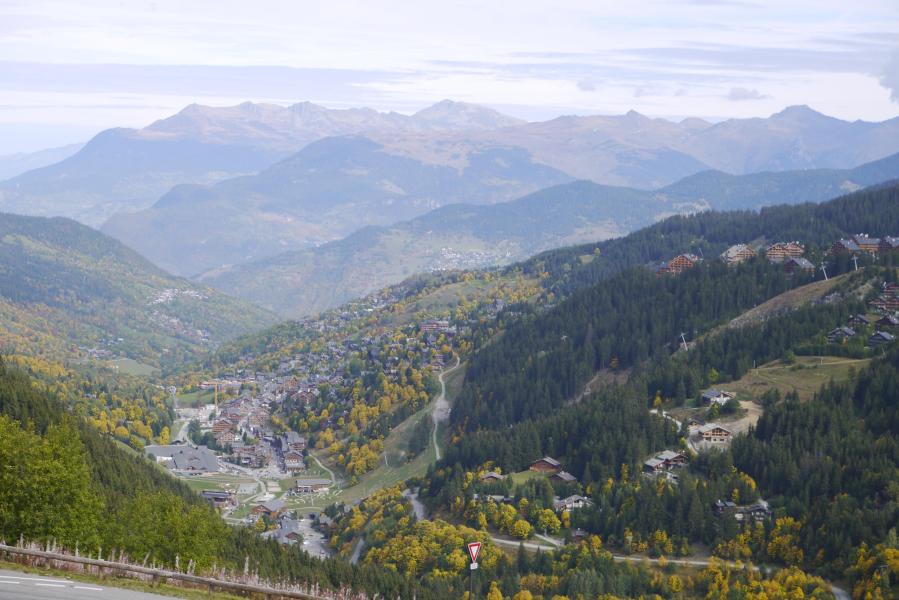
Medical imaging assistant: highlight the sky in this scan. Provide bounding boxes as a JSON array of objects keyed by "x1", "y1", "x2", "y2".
[{"x1": 1, "y1": 0, "x2": 898, "y2": 154}]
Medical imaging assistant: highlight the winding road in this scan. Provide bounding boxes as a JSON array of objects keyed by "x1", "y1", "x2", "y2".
[{"x1": 432, "y1": 356, "x2": 462, "y2": 461}]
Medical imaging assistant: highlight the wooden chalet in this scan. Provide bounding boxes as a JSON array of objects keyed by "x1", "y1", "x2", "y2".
[
  {"x1": 848, "y1": 314, "x2": 871, "y2": 327},
  {"x1": 479, "y1": 471, "x2": 507, "y2": 482},
  {"x1": 830, "y1": 238, "x2": 861, "y2": 255},
  {"x1": 867, "y1": 331, "x2": 895, "y2": 347},
  {"x1": 783, "y1": 257, "x2": 815, "y2": 276},
  {"x1": 212, "y1": 419, "x2": 234, "y2": 433},
  {"x1": 720, "y1": 244, "x2": 756, "y2": 265},
  {"x1": 827, "y1": 326, "x2": 856, "y2": 343},
  {"x1": 699, "y1": 423, "x2": 732, "y2": 444},
  {"x1": 876, "y1": 315, "x2": 899, "y2": 329},
  {"x1": 879, "y1": 236, "x2": 899, "y2": 254},
  {"x1": 643, "y1": 450, "x2": 688, "y2": 474},
  {"x1": 529, "y1": 456, "x2": 562, "y2": 473},
  {"x1": 550, "y1": 470, "x2": 578, "y2": 484},
  {"x1": 201, "y1": 490, "x2": 237, "y2": 509},
  {"x1": 765, "y1": 242, "x2": 804, "y2": 263},
  {"x1": 657, "y1": 253, "x2": 701, "y2": 275},
  {"x1": 701, "y1": 389, "x2": 735, "y2": 407},
  {"x1": 252, "y1": 499, "x2": 285, "y2": 519}
]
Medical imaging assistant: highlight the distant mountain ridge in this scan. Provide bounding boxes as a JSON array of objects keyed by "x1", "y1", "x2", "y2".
[
  {"x1": 0, "y1": 143, "x2": 83, "y2": 180},
  {"x1": 101, "y1": 135, "x2": 572, "y2": 275},
  {"x1": 197, "y1": 151, "x2": 899, "y2": 318},
  {"x1": 2, "y1": 100, "x2": 899, "y2": 227}
]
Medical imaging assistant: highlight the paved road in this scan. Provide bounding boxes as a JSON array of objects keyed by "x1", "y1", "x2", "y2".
[{"x1": 0, "y1": 570, "x2": 179, "y2": 599}]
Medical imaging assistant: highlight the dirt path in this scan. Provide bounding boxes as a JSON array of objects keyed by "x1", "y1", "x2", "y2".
[{"x1": 432, "y1": 356, "x2": 462, "y2": 461}]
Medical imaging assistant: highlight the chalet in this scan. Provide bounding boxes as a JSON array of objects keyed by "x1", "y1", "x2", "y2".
[
  {"x1": 701, "y1": 389, "x2": 735, "y2": 407},
  {"x1": 765, "y1": 242, "x2": 805, "y2": 263},
  {"x1": 657, "y1": 450, "x2": 688, "y2": 467},
  {"x1": 479, "y1": 471, "x2": 507, "y2": 483},
  {"x1": 200, "y1": 490, "x2": 237, "y2": 509},
  {"x1": 263, "y1": 519, "x2": 304, "y2": 545},
  {"x1": 553, "y1": 495, "x2": 593, "y2": 512},
  {"x1": 283, "y1": 452, "x2": 306, "y2": 472},
  {"x1": 280, "y1": 431, "x2": 307, "y2": 453},
  {"x1": 826, "y1": 326, "x2": 856, "y2": 343},
  {"x1": 720, "y1": 244, "x2": 756, "y2": 265},
  {"x1": 830, "y1": 238, "x2": 861, "y2": 255},
  {"x1": 879, "y1": 236, "x2": 899, "y2": 254},
  {"x1": 853, "y1": 234, "x2": 881, "y2": 254},
  {"x1": 643, "y1": 450, "x2": 688, "y2": 474},
  {"x1": 252, "y1": 499, "x2": 286, "y2": 519},
  {"x1": 657, "y1": 254, "x2": 701, "y2": 275},
  {"x1": 295, "y1": 478, "x2": 331, "y2": 494},
  {"x1": 715, "y1": 499, "x2": 771, "y2": 522},
  {"x1": 643, "y1": 457, "x2": 667, "y2": 474},
  {"x1": 867, "y1": 331, "x2": 895, "y2": 347},
  {"x1": 783, "y1": 257, "x2": 815, "y2": 276},
  {"x1": 216, "y1": 429, "x2": 237, "y2": 443},
  {"x1": 699, "y1": 423, "x2": 732, "y2": 444},
  {"x1": 848, "y1": 314, "x2": 871, "y2": 327},
  {"x1": 529, "y1": 456, "x2": 562, "y2": 473},
  {"x1": 212, "y1": 419, "x2": 234, "y2": 434},
  {"x1": 876, "y1": 315, "x2": 899, "y2": 329},
  {"x1": 550, "y1": 470, "x2": 578, "y2": 484}
]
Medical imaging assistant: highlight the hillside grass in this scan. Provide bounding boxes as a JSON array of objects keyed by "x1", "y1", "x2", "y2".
[{"x1": 717, "y1": 355, "x2": 871, "y2": 402}]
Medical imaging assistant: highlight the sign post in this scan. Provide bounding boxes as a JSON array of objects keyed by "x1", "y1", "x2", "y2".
[{"x1": 467, "y1": 542, "x2": 481, "y2": 599}]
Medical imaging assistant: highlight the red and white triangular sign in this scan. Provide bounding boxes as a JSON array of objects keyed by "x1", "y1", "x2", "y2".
[{"x1": 467, "y1": 541, "x2": 482, "y2": 564}]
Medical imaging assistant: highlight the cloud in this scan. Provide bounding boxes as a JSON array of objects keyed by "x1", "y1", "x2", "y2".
[
  {"x1": 727, "y1": 87, "x2": 769, "y2": 101},
  {"x1": 576, "y1": 80, "x2": 596, "y2": 91},
  {"x1": 881, "y1": 52, "x2": 899, "y2": 103}
]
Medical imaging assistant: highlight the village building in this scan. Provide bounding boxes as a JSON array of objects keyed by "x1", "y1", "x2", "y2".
[
  {"x1": 200, "y1": 490, "x2": 237, "y2": 509},
  {"x1": 876, "y1": 315, "x2": 899, "y2": 329},
  {"x1": 720, "y1": 244, "x2": 757, "y2": 265},
  {"x1": 550, "y1": 470, "x2": 578, "y2": 484},
  {"x1": 145, "y1": 444, "x2": 221, "y2": 474},
  {"x1": 529, "y1": 456, "x2": 562, "y2": 473},
  {"x1": 262, "y1": 518, "x2": 304, "y2": 545},
  {"x1": 553, "y1": 495, "x2": 593, "y2": 512},
  {"x1": 283, "y1": 452, "x2": 306, "y2": 472},
  {"x1": 701, "y1": 389, "x2": 735, "y2": 407},
  {"x1": 867, "y1": 331, "x2": 895, "y2": 347},
  {"x1": 252, "y1": 499, "x2": 286, "y2": 519},
  {"x1": 879, "y1": 236, "x2": 899, "y2": 254},
  {"x1": 714, "y1": 499, "x2": 772, "y2": 522},
  {"x1": 783, "y1": 257, "x2": 815, "y2": 276},
  {"x1": 643, "y1": 450, "x2": 688, "y2": 474},
  {"x1": 699, "y1": 423, "x2": 732, "y2": 444},
  {"x1": 765, "y1": 242, "x2": 805, "y2": 263},
  {"x1": 657, "y1": 253, "x2": 701, "y2": 275},
  {"x1": 848, "y1": 314, "x2": 871, "y2": 327},
  {"x1": 295, "y1": 478, "x2": 332, "y2": 494},
  {"x1": 479, "y1": 471, "x2": 506, "y2": 482},
  {"x1": 827, "y1": 326, "x2": 857, "y2": 343}
]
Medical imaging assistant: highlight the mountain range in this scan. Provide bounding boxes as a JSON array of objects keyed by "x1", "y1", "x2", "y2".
[
  {"x1": 197, "y1": 151, "x2": 899, "y2": 317},
  {"x1": 3, "y1": 101, "x2": 899, "y2": 229},
  {"x1": 0, "y1": 100, "x2": 525, "y2": 226}
]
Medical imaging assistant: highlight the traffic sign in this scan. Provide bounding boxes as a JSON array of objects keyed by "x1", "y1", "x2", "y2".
[{"x1": 467, "y1": 541, "x2": 482, "y2": 564}]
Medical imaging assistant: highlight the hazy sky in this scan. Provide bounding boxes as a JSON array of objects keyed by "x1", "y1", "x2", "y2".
[{"x1": 1, "y1": 0, "x2": 898, "y2": 154}]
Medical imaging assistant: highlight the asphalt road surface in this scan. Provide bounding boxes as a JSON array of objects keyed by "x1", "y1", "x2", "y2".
[{"x1": 0, "y1": 569, "x2": 180, "y2": 599}]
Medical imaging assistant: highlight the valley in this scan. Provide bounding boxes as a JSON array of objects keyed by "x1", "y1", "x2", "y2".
[{"x1": 1, "y1": 102, "x2": 898, "y2": 600}]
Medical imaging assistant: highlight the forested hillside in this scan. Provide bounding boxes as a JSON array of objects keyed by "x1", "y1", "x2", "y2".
[
  {"x1": 0, "y1": 212, "x2": 276, "y2": 368},
  {"x1": 0, "y1": 361, "x2": 427, "y2": 597},
  {"x1": 422, "y1": 184, "x2": 899, "y2": 596},
  {"x1": 526, "y1": 180, "x2": 899, "y2": 297}
]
